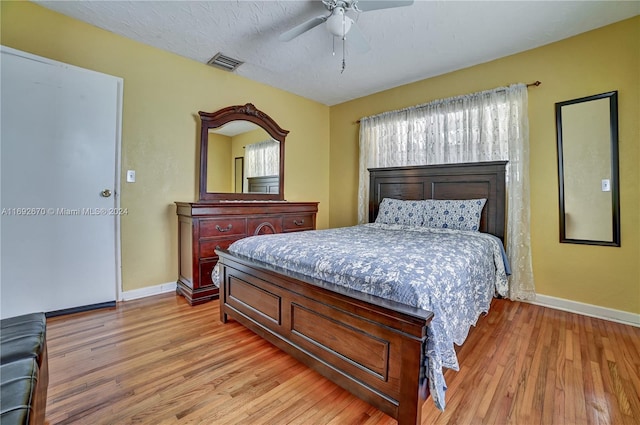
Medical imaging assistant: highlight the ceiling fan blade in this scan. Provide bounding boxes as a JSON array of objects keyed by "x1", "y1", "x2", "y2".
[
  {"x1": 355, "y1": 0, "x2": 414, "y2": 12},
  {"x1": 279, "y1": 15, "x2": 329, "y2": 41},
  {"x1": 345, "y1": 21, "x2": 370, "y2": 54}
]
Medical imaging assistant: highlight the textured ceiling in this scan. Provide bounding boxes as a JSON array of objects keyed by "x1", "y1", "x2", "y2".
[{"x1": 35, "y1": 1, "x2": 639, "y2": 106}]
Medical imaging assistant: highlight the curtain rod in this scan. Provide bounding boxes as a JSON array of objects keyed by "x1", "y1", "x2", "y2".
[{"x1": 354, "y1": 81, "x2": 542, "y2": 124}]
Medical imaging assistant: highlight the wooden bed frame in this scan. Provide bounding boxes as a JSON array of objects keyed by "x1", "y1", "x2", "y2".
[{"x1": 216, "y1": 161, "x2": 507, "y2": 424}]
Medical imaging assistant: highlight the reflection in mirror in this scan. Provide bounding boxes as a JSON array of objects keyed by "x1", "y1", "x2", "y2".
[
  {"x1": 556, "y1": 91, "x2": 620, "y2": 246},
  {"x1": 206, "y1": 122, "x2": 279, "y2": 194},
  {"x1": 244, "y1": 139, "x2": 279, "y2": 193},
  {"x1": 234, "y1": 157, "x2": 244, "y2": 193},
  {"x1": 198, "y1": 103, "x2": 287, "y2": 201}
]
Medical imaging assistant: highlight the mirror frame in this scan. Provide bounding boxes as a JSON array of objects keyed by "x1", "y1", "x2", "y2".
[
  {"x1": 555, "y1": 91, "x2": 620, "y2": 246},
  {"x1": 198, "y1": 103, "x2": 288, "y2": 201}
]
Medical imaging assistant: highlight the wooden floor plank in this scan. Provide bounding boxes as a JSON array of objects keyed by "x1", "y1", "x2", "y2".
[{"x1": 43, "y1": 293, "x2": 640, "y2": 424}]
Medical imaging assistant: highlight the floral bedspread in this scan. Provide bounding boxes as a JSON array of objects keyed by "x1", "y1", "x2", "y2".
[{"x1": 223, "y1": 223, "x2": 509, "y2": 410}]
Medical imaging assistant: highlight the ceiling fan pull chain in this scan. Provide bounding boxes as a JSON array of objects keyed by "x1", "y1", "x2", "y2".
[
  {"x1": 341, "y1": 33, "x2": 347, "y2": 73},
  {"x1": 341, "y1": 14, "x2": 347, "y2": 73}
]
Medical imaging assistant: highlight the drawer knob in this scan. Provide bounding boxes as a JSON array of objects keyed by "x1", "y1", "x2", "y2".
[
  {"x1": 293, "y1": 219, "x2": 305, "y2": 226},
  {"x1": 216, "y1": 224, "x2": 233, "y2": 233}
]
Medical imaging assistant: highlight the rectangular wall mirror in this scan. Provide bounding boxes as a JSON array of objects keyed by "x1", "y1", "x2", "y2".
[{"x1": 555, "y1": 91, "x2": 620, "y2": 246}]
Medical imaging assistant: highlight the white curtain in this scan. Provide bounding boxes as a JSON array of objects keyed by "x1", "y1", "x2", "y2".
[
  {"x1": 245, "y1": 139, "x2": 279, "y2": 178},
  {"x1": 358, "y1": 84, "x2": 535, "y2": 300}
]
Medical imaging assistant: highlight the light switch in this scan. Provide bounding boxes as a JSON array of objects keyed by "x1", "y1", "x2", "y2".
[
  {"x1": 601, "y1": 179, "x2": 610, "y2": 192},
  {"x1": 126, "y1": 170, "x2": 136, "y2": 183}
]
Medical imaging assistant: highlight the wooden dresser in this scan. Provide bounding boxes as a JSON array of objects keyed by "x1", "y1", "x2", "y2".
[{"x1": 175, "y1": 201, "x2": 318, "y2": 305}]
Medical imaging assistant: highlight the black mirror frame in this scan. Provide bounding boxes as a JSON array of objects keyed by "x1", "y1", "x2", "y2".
[
  {"x1": 555, "y1": 91, "x2": 620, "y2": 247},
  {"x1": 198, "y1": 103, "x2": 287, "y2": 201}
]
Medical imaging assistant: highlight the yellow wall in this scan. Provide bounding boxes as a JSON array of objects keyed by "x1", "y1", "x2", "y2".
[
  {"x1": 329, "y1": 16, "x2": 639, "y2": 314},
  {"x1": 1, "y1": 1, "x2": 331, "y2": 292}
]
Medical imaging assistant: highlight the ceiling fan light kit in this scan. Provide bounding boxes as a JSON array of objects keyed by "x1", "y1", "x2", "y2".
[{"x1": 325, "y1": 7, "x2": 352, "y2": 38}]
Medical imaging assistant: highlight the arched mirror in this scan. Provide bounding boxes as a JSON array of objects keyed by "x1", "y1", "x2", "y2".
[{"x1": 199, "y1": 103, "x2": 287, "y2": 201}]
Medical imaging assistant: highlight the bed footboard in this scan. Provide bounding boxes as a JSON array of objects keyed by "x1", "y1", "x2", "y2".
[{"x1": 217, "y1": 250, "x2": 433, "y2": 425}]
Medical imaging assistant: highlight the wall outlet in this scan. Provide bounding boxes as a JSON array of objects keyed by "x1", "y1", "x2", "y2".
[
  {"x1": 601, "y1": 179, "x2": 610, "y2": 192},
  {"x1": 126, "y1": 170, "x2": 136, "y2": 183}
]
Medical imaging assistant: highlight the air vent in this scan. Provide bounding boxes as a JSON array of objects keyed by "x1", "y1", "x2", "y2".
[{"x1": 206, "y1": 53, "x2": 243, "y2": 72}]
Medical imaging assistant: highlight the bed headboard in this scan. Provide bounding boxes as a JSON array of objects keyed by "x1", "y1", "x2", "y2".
[{"x1": 368, "y1": 161, "x2": 507, "y2": 240}]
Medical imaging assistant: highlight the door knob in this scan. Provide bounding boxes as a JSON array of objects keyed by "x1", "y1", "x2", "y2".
[{"x1": 101, "y1": 189, "x2": 112, "y2": 198}]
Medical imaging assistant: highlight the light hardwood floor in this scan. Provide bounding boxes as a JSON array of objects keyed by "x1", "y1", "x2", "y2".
[{"x1": 44, "y1": 293, "x2": 640, "y2": 424}]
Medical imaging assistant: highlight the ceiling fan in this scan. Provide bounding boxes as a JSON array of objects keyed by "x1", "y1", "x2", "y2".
[{"x1": 279, "y1": 0, "x2": 414, "y2": 71}]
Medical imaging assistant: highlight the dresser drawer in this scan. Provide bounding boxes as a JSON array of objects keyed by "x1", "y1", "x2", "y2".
[
  {"x1": 248, "y1": 217, "x2": 283, "y2": 235},
  {"x1": 283, "y1": 214, "x2": 315, "y2": 232},
  {"x1": 200, "y1": 259, "x2": 217, "y2": 287},
  {"x1": 200, "y1": 218, "x2": 247, "y2": 238},
  {"x1": 200, "y1": 236, "x2": 244, "y2": 259}
]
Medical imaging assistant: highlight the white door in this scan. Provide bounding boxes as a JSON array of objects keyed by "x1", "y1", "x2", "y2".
[{"x1": 0, "y1": 46, "x2": 122, "y2": 318}]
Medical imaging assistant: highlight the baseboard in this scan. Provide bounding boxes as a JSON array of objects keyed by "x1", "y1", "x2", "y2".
[
  {"x1": 45, "y1": 301, "x2": 116, "y2": 318},
  {"x1": 120, "y1": 282, "x2": 177, "y2": 301},
  {"x1": 530, "y1": 294, "x2": 640, "y2": 328}
]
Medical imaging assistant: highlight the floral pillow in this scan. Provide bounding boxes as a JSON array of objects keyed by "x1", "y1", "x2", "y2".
[
  {"x1": 423, "y1": 199, "x2": 487, "y2": 231},
  {"x1": 375, "y1": 198, "x2": 426, "y2": 226}
]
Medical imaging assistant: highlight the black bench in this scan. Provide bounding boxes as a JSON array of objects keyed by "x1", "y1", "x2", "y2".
[{"x1": 1, "y1": 313, "x2": 48, "y2": 425}]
